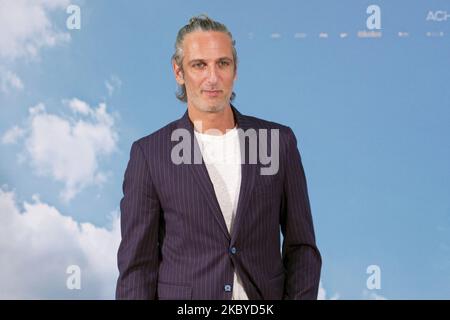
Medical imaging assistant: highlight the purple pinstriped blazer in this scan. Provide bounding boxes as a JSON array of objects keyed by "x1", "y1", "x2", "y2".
[{"x1": 116, "y1": 105, "x2": 321, "y2": 300}]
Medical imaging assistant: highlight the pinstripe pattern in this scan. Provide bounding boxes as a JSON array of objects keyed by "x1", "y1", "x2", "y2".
[{"x1": 116, "y1": 106, "x2": 321, "y2": 300}]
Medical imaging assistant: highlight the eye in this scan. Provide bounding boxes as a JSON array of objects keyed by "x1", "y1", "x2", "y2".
[
  {"x1": 193, "y1": 62, "x2": 206, "y2": 69},
  {"x1": 218, "y1": 60, "x2": 231, "y2": 67}
]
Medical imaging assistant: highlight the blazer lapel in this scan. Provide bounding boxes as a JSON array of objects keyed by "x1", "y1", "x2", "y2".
[
  {"x1": 230, "y1": 107, "x2": 257, "y2": 244},
  {"x1": 177, "y1": 111, "x2": 231, "y2": 241},
  {"x1": 176, "y1": 106, "x2": 258, "y2": 244}
]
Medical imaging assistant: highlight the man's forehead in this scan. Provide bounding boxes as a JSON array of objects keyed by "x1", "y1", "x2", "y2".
[{"x1": 183, "y1": 31, "x2": 233, "y2": 56}]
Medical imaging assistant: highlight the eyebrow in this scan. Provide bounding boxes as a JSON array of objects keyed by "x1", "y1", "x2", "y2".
[{"x1": 188, "y1": 57, "x2": 233, "y2": 64}]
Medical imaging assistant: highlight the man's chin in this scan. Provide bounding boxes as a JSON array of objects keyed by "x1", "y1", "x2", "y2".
[
  {"x1": 206, "y1": 105, "x2": 224, "y2": 113},
  {"x1": 198, "y1": 102, "x2": 226, "y2": 113}
]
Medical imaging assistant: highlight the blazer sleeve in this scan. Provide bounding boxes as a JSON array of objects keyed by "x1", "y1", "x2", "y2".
[
  {"x1": 116, "y1": 140, "x2": 161, "y2": 299},
  {"x1": 280, "y1": 127, "x2": 322, "y2": 300}
]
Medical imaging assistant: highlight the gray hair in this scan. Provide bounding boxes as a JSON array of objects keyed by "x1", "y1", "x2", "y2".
[{"x1": 172, "y1": 14, "x2": 237, "y2": 102}]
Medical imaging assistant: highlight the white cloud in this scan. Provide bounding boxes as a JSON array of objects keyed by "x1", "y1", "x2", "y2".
[
  {"x1": 1, "y1": 125, "x2": 26, "y2": 144},
  {"x1": 105, "y1": 75, "x2": 122, "y2": 97},
  {"x1": 4, "y1": 99, "x2": 118, "y2": 202},
  {"x1": 68, "y1": 98, "x2": 92, "y2": 115},
  {"x1": 318, "y1": 281, "x2": 340, "y2": 300},
  {"x1": 0, "y1": 187, "x2": 120, "y2": 299},
  {"x1": 0, "y1": 0, "x2": 70, "y2": 60},
  {"x1": 0, "y1": 67, "x2": 24, "y2": 93}
]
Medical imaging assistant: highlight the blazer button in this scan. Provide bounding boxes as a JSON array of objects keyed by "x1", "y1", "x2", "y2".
[
  {"x1": 224, "y1": 284, "x2": 232, "y2": 292},
  {"x1": 229, "y1": 247, "x2": 237, "y2": 255}
]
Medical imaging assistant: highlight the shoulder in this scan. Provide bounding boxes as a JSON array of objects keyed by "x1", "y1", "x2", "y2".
[{"x1": 239, "y1": 113, "x2": 296, "y2": 143}]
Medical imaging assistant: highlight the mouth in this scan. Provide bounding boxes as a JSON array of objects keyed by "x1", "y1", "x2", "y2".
[{"x1": 202, "y1": 90, "x2": 222, "y2": 97}]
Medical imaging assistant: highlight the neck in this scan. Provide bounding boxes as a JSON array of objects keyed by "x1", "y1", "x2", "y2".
[{"x1": 187, "y1": 103, "x2": 236, "y2": 135}]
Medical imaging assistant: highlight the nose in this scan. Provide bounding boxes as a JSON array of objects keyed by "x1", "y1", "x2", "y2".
[{"x1": 206, "y1": 64, "x2": 219, "y2": 85}]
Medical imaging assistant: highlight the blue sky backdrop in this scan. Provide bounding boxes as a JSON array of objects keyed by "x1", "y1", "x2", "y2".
[{"x1": 0, "y1": 0, "x2": 449, "y2": 299}]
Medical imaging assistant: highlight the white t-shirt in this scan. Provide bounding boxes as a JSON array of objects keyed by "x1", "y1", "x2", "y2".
[{"x1": 194, "y1": 127, "x2": 249, "y2": 300}]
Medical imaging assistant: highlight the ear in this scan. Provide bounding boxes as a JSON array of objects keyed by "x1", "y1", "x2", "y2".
[{"x1": 172, "y1": 60, "x2": 185, "y2": 85}]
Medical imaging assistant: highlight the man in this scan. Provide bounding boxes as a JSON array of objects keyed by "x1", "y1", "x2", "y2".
[{"x1": 116, "y1": 15, "x2": 321, "y2": 300}]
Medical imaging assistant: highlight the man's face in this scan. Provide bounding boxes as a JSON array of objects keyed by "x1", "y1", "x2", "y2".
[{"x1": 173, "y1": 31, "x2": 237, "y2": 113}]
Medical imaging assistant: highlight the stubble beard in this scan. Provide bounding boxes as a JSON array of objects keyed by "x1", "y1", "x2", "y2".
[{"x1": 192, "y1": 95, "x2": 227, "y2": 114}]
